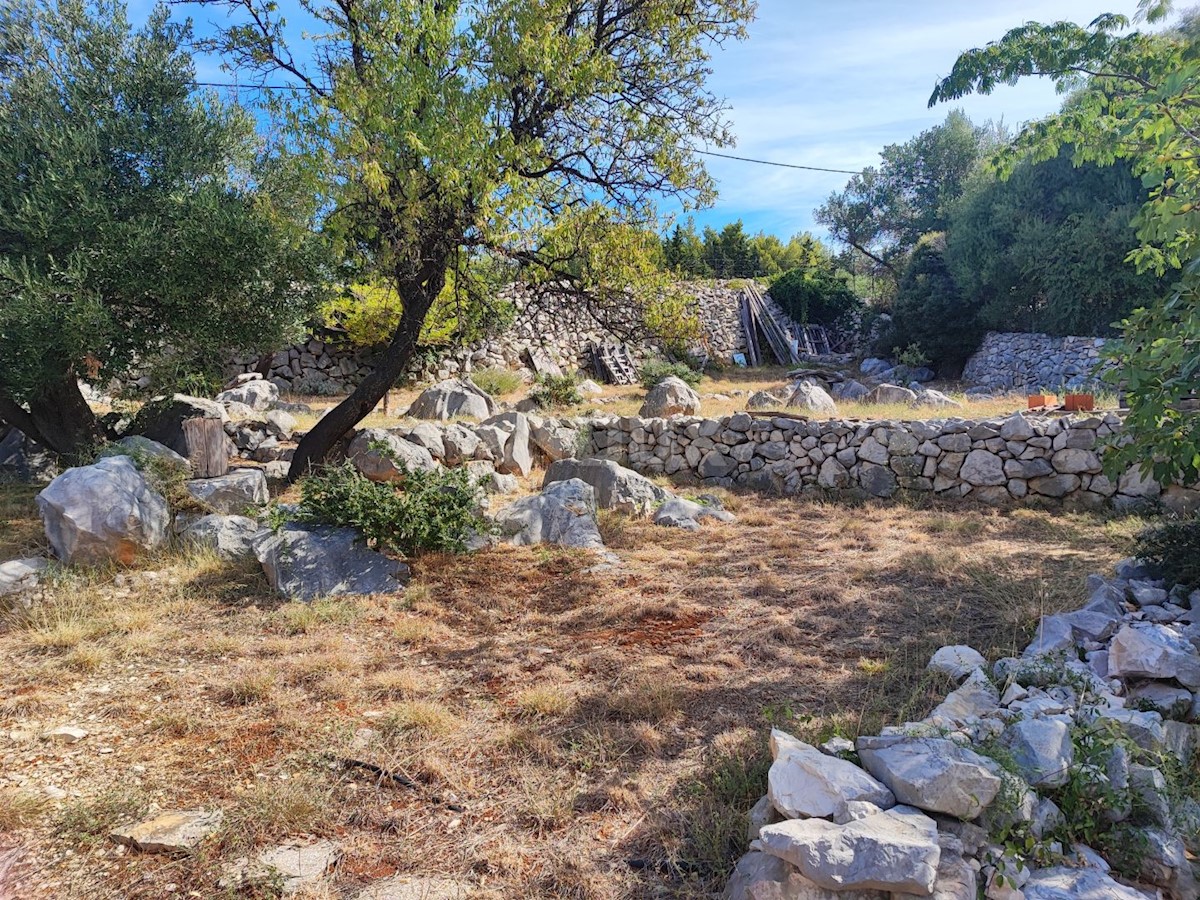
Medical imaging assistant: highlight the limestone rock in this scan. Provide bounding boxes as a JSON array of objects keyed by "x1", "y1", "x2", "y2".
[
  {"x1": 856, "y1": 735, "x2": 1002, "y2": 819},
  {"x1": 931, "y1": 668, "x2": 1000, "y2": 722},
  {"x1": 927, "y1": 646, "x2": 987, "y2": 682},
  {"x1": 496, "y1": 478, "x2": 605, "y2": 550},
  {"x1": 1022, "y1": 866, "x2": 1148, "y2": 900},
  {"x1": 0, "y1": 557, "x2": 48, "y2": 598},
  {"x1": 112, "y1": 436, "x2": 193, "y2": 477},
  {"x1": 352, "y1": 876, "x2": 475, "y2": 900},
  {"x1": 757, "y1": 805, "x2": 940, "y2": 895},
  {"x1": 959, "y1": 450, "x2": 1006, "y2": 486},
  {"x1": 653, "y1": 496, "x2": 736, "y2": 531},
  {"x1": 111, "y1": 809, "x2": 224, "y2": 855},
  {"x1": 480, "y1": 412, "x2": 535, "y2": 476},
  {"x1": 864, "y1": 384, "x2": 918, "y2": 405},
  {"x1": 999, "y1": 718, "x2": 1073, "y2": 788},
  {"x1": 912, "y1": 389, "x2": 961, "y2": 409},
  {"x1": 747, "y1": 390, "x2": 784, "y2": 411},
  {"x1": 216, "y1": 380, "x2": 278, "y2": 411},
  {"x1": 640, "y1": 376, "x2": 701, "y2": 417},
  {"x1": 529, "y1": 417, "x2": 581, "y2": 462},
  {"x1": 127, "y1": 394, "x2": 231, "y2": 477},
  {"x1": 348, "y1": 428, "x2": 439, "y2": 483},
  {"x1": 181, "y1": 514, "x2": 263, "y2": 561},
  {"x1": 38, "y1": 456, "x2": 170, "y2": 565},
  {"x1": 544, "y1": 457, "x2": 669, "y2": 514},
  {"x1": 723, "y1": 850, "x2": 889, "y2": 900},
  {"x1": 186, "y1": 469, "x2": 269, "y2": 514},
  {"x1": 787, "y1": 381, "x2": 838, "y2": 415},
  {"x1": 227, "y1": 840, "x2": 341, "y2": 895},
  {"x1": 253, "y1": 525, "x2": 410, "y2": 601},
  {"x1": 768, "y1": 730, "x2": 896, "y2": 821},
  {"x1": 1108, "y1": 622, "x2": 1200, "y2": 689},
  {"x1": 407, "y1": 379, "x2": 495, "y2": 420}
]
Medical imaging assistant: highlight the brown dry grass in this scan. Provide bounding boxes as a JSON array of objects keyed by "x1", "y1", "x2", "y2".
[{"x1": 0, "y1": 482, "x2": 1146, "y2": 899}]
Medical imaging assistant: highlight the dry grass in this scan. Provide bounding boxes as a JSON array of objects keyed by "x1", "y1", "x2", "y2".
[{"x1": 0, "y1": 480, "x2": 1147, "y2": 899}]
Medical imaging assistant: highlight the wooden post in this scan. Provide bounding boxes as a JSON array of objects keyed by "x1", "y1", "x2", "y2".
[{"x1": 181, "y1": 417, "x2": 230, "y2": 478}]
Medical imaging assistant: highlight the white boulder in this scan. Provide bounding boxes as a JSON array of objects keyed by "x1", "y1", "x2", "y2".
[
  {"x1": 768, "y1": 729, "x2": 895, "y2": 822},
  {"x1": 640, "y1": 375, "x2": 701, "y2": 418}
]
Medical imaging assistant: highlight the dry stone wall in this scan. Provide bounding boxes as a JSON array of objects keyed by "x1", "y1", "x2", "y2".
[
  {"x1": 587, "y1": 409, "x2": 1198, "y2": 513},
  {"x1": 962, "y1": 331, "x2": 1110, "y2": 392},
  {"x1": 228, "y1": 282, "x2": 792, "y2": 393}
]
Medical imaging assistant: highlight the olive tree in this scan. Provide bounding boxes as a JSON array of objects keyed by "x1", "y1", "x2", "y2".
[
  {"x1": 0, "y1": 0, "x2": 324, "y2": 457},
  {"x1": 197, "y1": 0, "x2": 755, "y2": 480}
]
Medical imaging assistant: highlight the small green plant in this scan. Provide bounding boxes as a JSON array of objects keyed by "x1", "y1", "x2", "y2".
[
  {"x1": 470, "y1": 367, "x2": 524, "y2": 397},
  {"x1": 1133, "y1": 517, "x2": 1200, "y2": 589},
  {"x1": 93, "y1": 443, "x2": 191, "y2": 506},
  {"x1": 529, "y1": 373, "x2": 582, "y2": 408},
  {"x1": 640, "y1": 359, "x2": 701, "y2": 390},
  {"x1": 892, "y1": 343, "x2": 930, "y2": 370},
  {"x1": 297, "y1": 460, "x2": 487, "y2": 556}
]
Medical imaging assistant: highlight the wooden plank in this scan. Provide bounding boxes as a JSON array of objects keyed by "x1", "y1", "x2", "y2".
[{"x1": 182, "y1": 417, "x2": 230, "y2": 478}]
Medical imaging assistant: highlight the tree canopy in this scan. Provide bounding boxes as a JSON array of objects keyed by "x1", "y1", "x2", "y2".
[
  {"x1": 932, "y1": 0, "x2": 1200, "y2": 484},
  {"x1": 199, "y1": 0, "x2": 755, "y2": 479},
  {"x1": 0, "y1": 0, "x2": 323, "y2": 456}
]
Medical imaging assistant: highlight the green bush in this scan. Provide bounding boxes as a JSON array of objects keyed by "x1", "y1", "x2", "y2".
[
  {"x1": 297, "y1": 460, "x2": 486, "y2": 556},
  {"x1": 470, "y1": 367, "x2": 523, "y2": 397},
  {"x1": 1133, "y1": 518, "x2": 1200, "y2": 589},
  {"x1": 769, "y1": 266, "x2": 863, "y2": 328},
  {"x1": 640, "y1": 359, "x2": 701, "y2": 390},
  {"x1": 529, "y1": 373, "x2": 582, "y2": 408}
]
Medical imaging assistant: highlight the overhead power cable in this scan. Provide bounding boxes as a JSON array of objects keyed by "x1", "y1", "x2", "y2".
[{"x1": 190, "y1": 80, "x2": 867, "y2": 175}]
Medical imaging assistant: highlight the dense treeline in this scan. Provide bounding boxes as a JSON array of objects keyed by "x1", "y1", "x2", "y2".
[
  {"x1": 660, "y1": 218, "x2": 831, "y2": 279},
  {"x1": 818, "y1": 110, "x2": 1165, "y2": 372}
]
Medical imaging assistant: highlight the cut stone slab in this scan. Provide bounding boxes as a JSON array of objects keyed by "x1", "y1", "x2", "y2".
[
  {"x1": 352, "y1": 875, "x2": 476, "y2": 899},
  {"x1": 856, "y1": 735, "x2": 1002, "y2": 819},
  {"x1": 495, "y1": 478, "x2": 605, "y2": 550},
  {"x1": 0, "y1": 557, "x2": 48, "y2": 598},
  {"x1": 407, "y1": 379, "x2": 495, "y2": 421},
  {"x1": 186, "y1": 468, "x2": 269, "y2": 514},
  {"x1": 37, "y1": 456, "x2": 170, "y2": 565},
  {"x1": 768, "y1": 729, "x2": 895, "y2": 821},
  {"x1": 180, "y1": 514, "x2": 263, "y2": 562},
  {"x1": 999, "y1": 718, "x2": 1073, "y2": 788},
  {"x1": 1109, "y1": 622, "x2": 1200, "y2": 689},
  {"x1": 111, "y1": 809, "x2": 224, "y2": 855},
  {"x1": 653, "y1": 497, "x2": 736, "y2": 531},
  {"x1": 640, "y1": 375, "x2": 701, "y2": 417},
  {"x1": 927, "y1": 646, "x2": 987, "y2": 682},
  {"x1": 544, "y1": 457, "x2": 669, "y2": 515},
  {"x1": 348, "y1": 428, "x2": 438, "y2": 483},
  {"x1": 228, "y1": 840, "x2": 341, "y2": 895},
  {"x1": 253, "y1": 525, "x2": 410, "y2": 601},
  {"x1": 757, "y1": 805, "x2": 940, "y2": 895}
]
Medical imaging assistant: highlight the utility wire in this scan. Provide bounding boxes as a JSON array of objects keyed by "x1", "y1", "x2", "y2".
[{"x1": 191, "y1": 79, "x2": 867, "y2": 175}]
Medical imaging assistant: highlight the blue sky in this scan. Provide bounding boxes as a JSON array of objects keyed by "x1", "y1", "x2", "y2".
[
  {"x1": 690, "y1": 0, "x2": 1143, "y2": 239},
  {"x1": 149, "y1": 0, "x2": 1143, "y2": 240}
]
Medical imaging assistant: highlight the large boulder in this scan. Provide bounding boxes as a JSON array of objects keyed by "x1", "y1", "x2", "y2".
[
  {"x1": 1108, "y1": 622, "x2": 1200, "y2": 689},
  {"x1": 479, "y1": 412, "x2": 534, "y2": 476},
  {"x1": 495, "y1": 478, "x2": 605, "y2": 550},
  {"x1": 347, "y1": 428, "x2": 438, "y2": 483},
  {"x1": 529, "y1": 417, "x2": 581, "y2": 462},
  {"x1": 653, "y1": 497, "x2": 736, "y2": 531},
  {"x1": 407, "y1": 379, "x2": 495, "y2": 421},
  {"x1": 1023, "y1": 866, "x2": 1149, "y2": 900},
  {"x1": 253, "y1": 525, "x2": 410, "y2": 601},
  {"x1": 181, "y1": 514, "x2": 263, "y2": 561},
  {"x1": 111, "y1": 436, "x2": 193, "y2": 477},
  {"x1": 768, "y1": 730, "x2": 895, "y2": 821},
  {"x1": 126, "y1": 394, "x2": 233, "y2": 478},
  {"x1": 543, "y1": 457, "x2": 669, "y2": 515},
  {"x1": 216, "y1": 380, "x2": 279, "y2": 412},
  {"x1": 864, "y1": 384, "x2": 917, "y2": 405},
  {"x1": 757, "y1": 805, "x2": 940, "y2": 895},
  {"x1": 999, "y1": 718, "x2": 1074, "y2": 788},
  {"x1": 186, "y1": 469, "x2": 269, "y2": 514},
  {"x1": 723, "y1": 851, "x2": 888, "y2": 900},
  {"x1": 786, "y1": 381, "x2": 838, "y2": 415},
  {"x1": 856, "y1": 735, "x2": 1002, "y2": 819},
  {"x1": 927, "y1": 645, "x2": 987, "y2": 682},
  {"x1": 37, "y1": 455, "x2": 170, "y2": 565},
  {"x1": 640, "y1": 376, "x2": 701, "y2": 418},
  {"x1": 0, "y1": 427, "x2": 57, "y2": 483}
]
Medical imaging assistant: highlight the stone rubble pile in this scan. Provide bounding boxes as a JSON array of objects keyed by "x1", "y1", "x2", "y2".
[
  {"x1": 726, "y1": 559, "x2": 1200, "y2": 900},
  {"x1": 588, "y1": 409, "x2": 1199, "y2": 512},
  {"x1": 962, "y1": 332, "x2": 1110, "y2": 392}
]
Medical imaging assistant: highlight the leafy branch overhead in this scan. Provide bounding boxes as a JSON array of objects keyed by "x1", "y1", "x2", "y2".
[{"x1": 931, "y1": 0, "x2": 1200, "y2": 484}]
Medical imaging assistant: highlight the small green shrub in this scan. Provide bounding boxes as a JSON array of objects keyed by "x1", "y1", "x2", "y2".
[
  {"x1": 1133, "y1": 517, "x2": 1200, "y2": 588},
  {"x1": 640, "y1": 359, "x2": 701, "y2": 390},
  {"x1": 893, "y1": 343, "x2": 930, "y2": 369},
  {"x1": 297, "y1": 460, "x2": 487, "y2": 556},
  {"x1": 529, "y1": 373, "x2": 582, "y2": 408},
  {"x1": 471, "y1": 367, "x2": 523, "y2": 397},
  {"x1": 93, "y1": 444, "x2": 191, "y2": 506}
]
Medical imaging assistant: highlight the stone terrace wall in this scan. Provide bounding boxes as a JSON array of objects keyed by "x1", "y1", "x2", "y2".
[
  {"x1": 962, "y1": 331, "x2": 1110, "y2": 391},
  {"x1": 588, "y1": 410, "x2": 1199, "y2": 513},
  {"x1": 228, "y1": 282, "x2": 782, "y2": 393}
]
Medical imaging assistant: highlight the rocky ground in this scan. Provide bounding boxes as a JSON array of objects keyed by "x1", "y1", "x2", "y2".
[{"x1": 0, "y1": 467, "x2": 1146, "y2": 898}]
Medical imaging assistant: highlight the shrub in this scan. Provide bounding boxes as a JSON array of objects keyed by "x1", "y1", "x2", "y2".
[
  {"x1": 1133, "y1": 518, "x2": 1200, "y2": 589},
  {"x1": 893, "y1": 343, "x2": 930, "y2": 369},
  {"x1": 640, "y1": 359, "x2": 701, "y2": 390},
  {"x1": 529, "y1": 373, "x2": 582, "y2": 408},
  {"x1": 769, "y1": 266, "x2": 863, "y2": 328},
  {"x1": 471, "y1": 367, "x2": 524, "y2": 396},
  {"x1": 297, "y1": 460, "x2": 487, "y2": 556}
]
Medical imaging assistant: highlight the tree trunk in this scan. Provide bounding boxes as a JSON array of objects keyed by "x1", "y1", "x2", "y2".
[
  {"x1": 0, "y1": 375, "x2": 103, "y2": 460},
  {"x1": 287, "y1": 286, "x2": 435, "y2": 481}
]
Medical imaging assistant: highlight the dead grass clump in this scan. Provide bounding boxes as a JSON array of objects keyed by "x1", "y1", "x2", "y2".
[
  {"x1": 379, "y1": 700, "x2": 460, "y2": 738},
  {"x1": 605, "y1": 676, "x2": 682, "y2": 723},
  {"x1": 218, "y1": 670, "x2": 278, "y2": 706},
  {"x1": 513, "y1": 684, "x2": 574, "y2": 718},
  {"x1": 275, "y1": 598, "x2": 361, "y2": 634},
  {"x1": 392, "y1": 616, "x2": 448, "y2": 646},
  {"x1": 222, "y1": 775, "x2": 336, "y2": 847},
  {"x1": 364, "y1": 668, "x2": 428, "y2": 700},
  {"x1": 0, "y1": 788, "x2": 47, "y2": 830}
]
